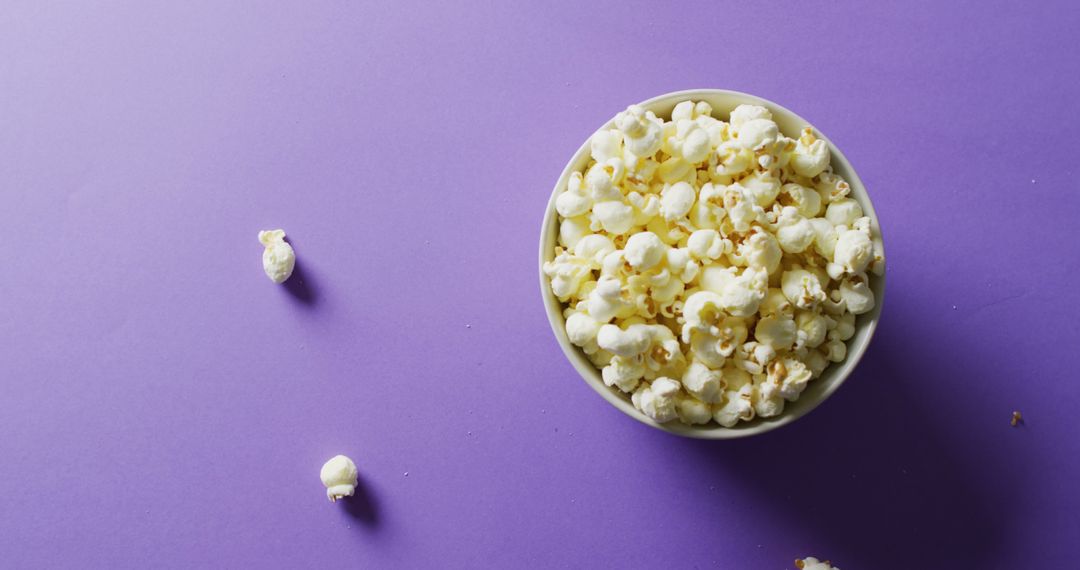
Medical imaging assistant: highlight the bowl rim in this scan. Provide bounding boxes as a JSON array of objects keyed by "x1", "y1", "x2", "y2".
[{"x1": 538, "y1": 88, "x2": 886, "y2": 439}]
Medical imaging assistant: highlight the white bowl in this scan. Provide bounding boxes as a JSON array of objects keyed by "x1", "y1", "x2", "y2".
[{"x1": 538, "y1": 89, "x2": 886, "y2": 439}]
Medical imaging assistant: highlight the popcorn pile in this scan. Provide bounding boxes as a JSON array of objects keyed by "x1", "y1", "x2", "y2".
[{"x1": 544, "y1": 101, "x2": 883, "y2": 427}]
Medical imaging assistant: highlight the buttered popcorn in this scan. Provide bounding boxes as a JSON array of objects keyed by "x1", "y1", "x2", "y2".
[{"x1": 544, "y1": 101, "x2": 884, "y2": 427}]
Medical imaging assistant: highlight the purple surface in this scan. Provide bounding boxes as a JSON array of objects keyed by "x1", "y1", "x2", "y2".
[{"x1": 1, "y1": 1, "x2": 1078, "y2": 568}]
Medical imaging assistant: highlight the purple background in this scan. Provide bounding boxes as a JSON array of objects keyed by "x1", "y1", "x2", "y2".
[{"x1": 2, "y1": 1, "x2": 1078, "y2": 568}]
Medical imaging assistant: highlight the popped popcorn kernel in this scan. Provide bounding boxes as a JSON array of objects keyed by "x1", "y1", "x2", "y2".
[
  {"x1": 320, "y1": 455, "x2": 358, "y2": 503},
  {"x1": 258, "y1": 229, "x2": 296, "y2": 284},
  {"x1": 796, "y1": 557, "x2": 840, "y2": 570}
]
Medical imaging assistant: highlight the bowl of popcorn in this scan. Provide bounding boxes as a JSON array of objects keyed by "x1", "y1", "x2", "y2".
[{"x1": 539, "y1": 89, "x2": 885, "y2": 438}]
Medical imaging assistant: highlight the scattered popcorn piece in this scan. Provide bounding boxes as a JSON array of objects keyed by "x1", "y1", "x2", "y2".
[
  {"x1": 1011, "y1": 411, "x2": 1023, "y2": 427},
  {"x1": 796, "y1": 557, "x2": 840, "y2": 570},
  {"x1": 258, "y1": 229, "x2": 296, "y2": 284},
  {"x1": 320, "y1": 455, "x2": 358, "y2": 503},
  {"x1": 545, "y1": 100, "x2": 884, "y2": 426}
]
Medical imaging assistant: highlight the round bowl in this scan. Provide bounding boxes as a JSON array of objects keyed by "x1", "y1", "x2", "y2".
[{"x1": 538, "y1": 88, "x2": 886, "y2": 439}]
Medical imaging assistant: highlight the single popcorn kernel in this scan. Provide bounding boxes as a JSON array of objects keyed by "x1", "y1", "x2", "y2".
[
  {"x1": 795, "y1": 557, "x2": 840, "y2": 570},
  {"x1": 1011, "y1": 411, "x2": 1023, "y2": 427},
  {"x1": 320, "y1": 454, "x2": 359, "y2": 502},
  {"x1": 258, "y1": 229, "x2": 296, "y2": 284},
  {"x1": 547, "y1": 100, "x2": 884, "y2": 427}
]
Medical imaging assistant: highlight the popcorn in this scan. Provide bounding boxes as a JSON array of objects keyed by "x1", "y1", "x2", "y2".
[
  {"x1": 657, "y1": 156, "x2": 693, "y2": 184},
  {"x1": 626, "y1": 191, "x2": 661, "y2": 226},
  {"x1": 675, "y1": 392, "x2": 713, "y2": 424},
  {"x1": 824, "y1": 338, "x2": 847, "y2": 362},
  {"x1": 592, "y1": 200, "x2": 635, "y2": 235},
  {"x1": 660, "y1": 181, "x2": 696, "y2": 221},
  {"x1": 775, "y1": 207, "x2": 816, "y2": 254},
  {"x1": 641, "y1": 325, "x2": 685, "y2": 376},
  {"x1": 829, "y1": 312, "x2": 857, "y2": 342},
  {"x1": 258, "y1": 229, "x2": 296, "y2": 284},
  {"x1": 624, "y1": 232, "x2": 667, "y2": 271},
  {"x1": 753, "y1": 379, "x2": 784, "y2": 418},
  {"x1": 556, "y1": 175, "x2": 592, "y2": 218},
  {"x1": 723, "y1": 183, "x2": 762, "y2": 232},
  {"x1": 729, "y1": 104, "x2": 772, "y2": 128},
  {"x1": 597, "y1": 323, "x2": 654, "y2": 357},
  {"x1": 590, "y1": 129, "x2": 623, "y2": 162},
  {"x1": 755, "y1": 315, "x2": 797, "y2": 351},
  {"x1": 761, "y1": 288, "x2": 794, "y2": 317},
  {"x1": 565, "y1": 311, "x2": 602, "y2": 352},
  {"x1": 773, "y1": 357, "x2": 812, "y2": 400},
  {"x1": 715, "y1": 141, "x2": 755, "y2": 176},
  {"x1": 809, "y1": 218, "x2": 838, "y2": 259},
  {"x1": 687, "y1": 189, "x2": 720, "y2": 231},
  {"x1": 559, "y1": 215, "x2": 590, "y2": 249},
  {"x1": 573, "y1": 234, "x2": 616, "y2": 268},
  {"x1": 781, "y1": 268, "x2": 827, "y2": 310},
  {"x1": 780, "y1": 183, "x2": 822, "y2": 217},
  {"x1": 631, "y1": 377, "x2": 681, "y2": 423},
  {"x1": 790, "y1": 127, "x2": 831, "y2": 177},
  {"x1": 741, "y1": 230, "x2": 782, "y2": 275},
  {"x1": 740, "y1": 170, "x2": 781, "y2": 207},
  {"x1": 665, "y1": 247, "x2": 700, "y2": 282},
  {"x1": 833, "y1": 228, "x2": 874, "y2": 274},
  {"x1": 682, "y1": 360, "x2": 725, "y2": 403},
  {"x1": 815, "y1": 172, "x2": 850, "y2": 203},
  {"x1": 672, "y1": 100, "x2": 714, "y2": 123},
  {"x1": 735, "y1": 118, "x2": 779, "y2": 151},
  {"x1": 615, "y1": 105, "x2": 664, "y2": 157},
  {"x1": 320, "y1": 455, "x2": 358, "y2": 502},
  {"x1": 664, "y1": 120, "x2": 712, "y2": 164},
  {"x1": 796, "y1": 311, "x2": 828, "y2": 348},
  {"x1": 687, "y1": 229, "x2": 729, "y2": 261},
  {"x1": 586, "y1": 276, "x2": 631, "y2": 323},
  {"x1": 602, "y1": 355, "x2": 646, "y2": 392},
  {"x1": 685, "y1": 330, "x2": 725, "y2": 369},
  {"x1": 717, "y1": 267, "x2": 768, "y2": 317},
  {"x1": 714, "y1": 383, "x2": 754, "y2": 427},
  {"x1": 584, "y1": 161, "x2": 624, "y2": 201},
  {"x1": 825, "y1": 197, "x2": 863, "y2": 227},
  {"x1": 543, "y1": 250, "x2": 593, "y2": 300},
  {"x1": 546, "y1": 100, "x2": 883, "y2": 426},
  {"x1": 805, "y1": 349, "x2": 829, "y2": 378},
  {"x1": 839, "y1": 274, "x2": 875, "y2": 315},
  {"x1": 795, "y1": 558, "x2": 840, "y2": 570}
]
